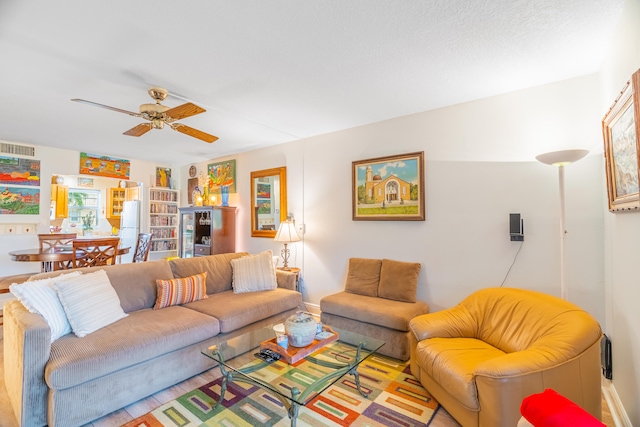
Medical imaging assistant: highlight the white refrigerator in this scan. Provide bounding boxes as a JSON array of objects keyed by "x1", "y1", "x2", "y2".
[{"x1": 119, "y1": 200, "x2": 141, "y2": 263}]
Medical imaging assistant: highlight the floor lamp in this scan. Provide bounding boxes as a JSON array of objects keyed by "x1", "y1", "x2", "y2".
[{"x1": 535, "y1": 149, "x2": 588, "y2": 300}]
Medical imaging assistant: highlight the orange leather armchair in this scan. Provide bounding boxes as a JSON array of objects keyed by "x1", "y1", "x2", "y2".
[{"x1": 409, "y1": 287, "x2": 603, "y2": 427}]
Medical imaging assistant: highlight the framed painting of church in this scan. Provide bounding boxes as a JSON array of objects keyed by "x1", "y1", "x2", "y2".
[{"x1": 352, "y1": 151, "x2": 425, "y2": 221}]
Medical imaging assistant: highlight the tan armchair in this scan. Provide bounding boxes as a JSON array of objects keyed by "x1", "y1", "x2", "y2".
[
  {"x1": 409, "y1": 287, "x2": 603, "y2": 427},
  {"x1": 320, "y1": 257, "x2": 429, "y2": 361}
]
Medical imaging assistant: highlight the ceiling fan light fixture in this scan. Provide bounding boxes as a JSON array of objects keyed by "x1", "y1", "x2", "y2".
[
  {"x1": 139, "y1": 103, "x2": 169, "y2": 114},
  {"x1": 72, "y1": 86, "x2": 218, "y2": 143},
  {"x1": 148, "y1": 87, "x2": 168, "y2": 101}
]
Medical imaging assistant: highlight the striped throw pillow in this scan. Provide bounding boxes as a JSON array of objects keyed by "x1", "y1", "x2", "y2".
[{"x1": 154, "y1": 272, "x2": 208, "y2": 309}]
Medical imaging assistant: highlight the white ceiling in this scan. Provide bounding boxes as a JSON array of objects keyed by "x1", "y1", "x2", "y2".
[{"x1": 0, "y1": 0, "x2": 624, "y2": 166}]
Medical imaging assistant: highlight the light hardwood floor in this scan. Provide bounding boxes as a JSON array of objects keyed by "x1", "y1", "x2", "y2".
[{"x1": 0, "y1": 333, "x2": 615, "y2": 427}]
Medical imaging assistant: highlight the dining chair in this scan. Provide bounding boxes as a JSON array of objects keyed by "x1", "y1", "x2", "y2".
[
  {"x1": 132, "y1": 233, "x2": 152, "y2": 262},
  {"x1": 72, "y1": 237, "x2": 120, "y2": 268},
  {"x1": 38, "y1": 233, "x2": 77, "y2": 271}
]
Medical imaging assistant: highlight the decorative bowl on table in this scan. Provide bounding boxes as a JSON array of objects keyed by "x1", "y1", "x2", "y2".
[{"x1": 284, "y1": 311, "x2": 317, "y2": 347}]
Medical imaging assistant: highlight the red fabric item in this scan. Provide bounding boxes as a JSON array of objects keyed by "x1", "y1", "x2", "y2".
[{"x1": 520, "y1": 389, "x2": 605, "y2": 427}]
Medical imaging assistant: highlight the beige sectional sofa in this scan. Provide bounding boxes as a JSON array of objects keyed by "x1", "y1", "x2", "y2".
[{"x1": 4, "y1": 252, "x2": 302, "y2": 427}]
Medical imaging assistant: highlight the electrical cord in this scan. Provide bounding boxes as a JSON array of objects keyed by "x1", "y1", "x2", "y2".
[{"x1": 500, "y1": 241, "x2": 524, "y2": 287}]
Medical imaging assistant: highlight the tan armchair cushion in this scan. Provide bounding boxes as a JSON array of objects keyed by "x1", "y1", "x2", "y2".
[
  {"x1": 344, "y1": 258, "x2": 382, "y2": 297},
  {"x1": 378, "y1": 259, "x2": 421, "y2": 302}
]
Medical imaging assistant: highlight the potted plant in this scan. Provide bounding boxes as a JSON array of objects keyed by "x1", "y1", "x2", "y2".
[{"x1": 82, "y1": 211, "x2": 95, "y2": 236}]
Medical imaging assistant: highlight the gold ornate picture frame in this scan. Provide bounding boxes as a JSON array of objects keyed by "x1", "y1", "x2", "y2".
[
  {"x1": 352, "y1": 151, "x2": 425, "y2": 221},
  {"x1": 602, "y1": 69, "x2": 640, "y2": 212}
]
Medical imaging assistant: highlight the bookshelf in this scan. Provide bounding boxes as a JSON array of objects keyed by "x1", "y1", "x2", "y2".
[{"x1": 147, "y1": 188, "x2": 179, "y2": 255}]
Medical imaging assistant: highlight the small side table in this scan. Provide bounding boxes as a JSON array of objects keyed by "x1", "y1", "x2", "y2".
[{"x1": 277, "y1": 267, "x2": 300, "y2": 291}]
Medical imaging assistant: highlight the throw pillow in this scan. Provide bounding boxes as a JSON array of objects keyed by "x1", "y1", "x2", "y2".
[
  {"x1": 377, "y1": 259, "x2": 421, "y2": 302},
  {"x1": 231, "y1": 250, "x2": 278, "y2": 293},
  {"x1": 520, "y1": 388, "x2": 606, "y2": 427},
  {"x1": 154, "y1": 272, "x2": 208, "y2": 309},
  {"x1": 344, "y1": 258, "x2": 382, "y2": 297},
  {"x1": 9, "y1": 271, "x2": 82, "y2": 342},
  {"x1": 53, "y1": 269, "x2": 128, "y2": 338}
]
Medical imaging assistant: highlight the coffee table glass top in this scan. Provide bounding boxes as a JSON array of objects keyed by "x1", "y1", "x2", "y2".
[{"x1": 201, "y1": 325, "x2": 385, "y2": 407}]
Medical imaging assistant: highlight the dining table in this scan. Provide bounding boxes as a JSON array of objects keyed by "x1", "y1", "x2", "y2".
[{"x1": 9, "y1": 237, "x2": 130, "y2": 272}]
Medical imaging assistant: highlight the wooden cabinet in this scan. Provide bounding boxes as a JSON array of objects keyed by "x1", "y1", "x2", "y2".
[
  {"x1": 178, "y1": 206, "x2": 236, "y2": 258},
  {"x1": 106, "y1": 188, "x2": 125, "y2": 219},
  {"x1": 148, "y1": 188, "x2": 179, "y2": 255},
  {"x1": 50, "y1": 184, "x2": 68, "y2": 218},
  {"x1": 125, "y1": 186, "x2": 140, "y2": 201}
]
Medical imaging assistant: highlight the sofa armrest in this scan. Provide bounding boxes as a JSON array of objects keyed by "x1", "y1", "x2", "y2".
[
  {"x1": 409, "y1": 306, "x2": 476, "y2": 341},
  {"x1": 3, "y1": 300, "x2": 51, "y2": 427},
  {"x1": 276, "y1": 270, "x2": 297, "y2": 291},
  {"x1": 472, "y1": 339, "x2": 603, "y2": 425}
]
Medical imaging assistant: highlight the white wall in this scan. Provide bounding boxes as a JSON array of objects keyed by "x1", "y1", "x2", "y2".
[
  {"x1": 183, "y1": 73, "x2": 605, "y2": 325},
  {"x1": 599, "y1": 0, "x2": 640, "y2": 423},
  {"x1": 0, "y1": 145, "x2": 166, "y2": 276}
]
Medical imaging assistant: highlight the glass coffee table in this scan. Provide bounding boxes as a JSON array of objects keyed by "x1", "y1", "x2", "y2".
[{"x1": 201, "y1": 325, "x2": 384, "y2": 427}]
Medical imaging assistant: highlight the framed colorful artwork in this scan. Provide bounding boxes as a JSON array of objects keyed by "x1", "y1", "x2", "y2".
[
  {"x1": 79, "y1": 152, "x2": 130, "y2": 179},
  {"x1": 156, "y1": 167, "x2": 171, "y2": 188},
  {"x1": 77, "y1": 177, "x2": 94, "y2": 187},
  {"x1": 208, "y1": 159, "x2": 236, "y2": 193},
  {"x1": 352, "y1": 151, "x2": 425, "y2": 221},
  {"x1": 0, "y1": 187, "x2": 40, "y2": 214},
  {"x1": 256, "y1": 183, "x2": 271, "y2": 199},
  {"x1": 603, "y1": 69, "x2": 640, "y2": 212},
  {"x1": 0, "y1": 156, "x2": 40, "y2": 186},
  {"x1": 257, "y1": 199, "x2": 272, "y2": 214}
]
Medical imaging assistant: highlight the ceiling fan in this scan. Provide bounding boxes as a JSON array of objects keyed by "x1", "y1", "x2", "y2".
[{"x1": 71, "y1": 87, "x2": 218, "y2": 143}]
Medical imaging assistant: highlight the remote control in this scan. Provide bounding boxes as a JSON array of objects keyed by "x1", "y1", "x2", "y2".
[{"x1": 255, "y1": 349, "x2": 281, "y2": 363}]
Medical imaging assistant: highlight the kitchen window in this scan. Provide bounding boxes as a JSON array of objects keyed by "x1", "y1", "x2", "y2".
[{"x1": 68, "y1": 189, "x2": 100, "y2": 227}]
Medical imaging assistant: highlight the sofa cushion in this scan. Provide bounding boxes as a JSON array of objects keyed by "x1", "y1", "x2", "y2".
[
  {"x1": 45, "y1": 306, "x2": 220, "y2": 390},
  {"x1": 184, "y1": 288, "x2": 302, "y2": 333},
  {"x1": 414, "y1": 336, "x2": 506, "y2": 411},
  {"x1": 231, "y1": 250, "x2": 278, "y2": 293},
  {"x1": 53, "y1": 269, "x2": 128, "y2": 338},
  {"x1": 154, "y1": 272, "x2": 208, "y2": 309},
  {"x1": 344, "y1": 258, "x2": 382, "y2": 297},
  {"x1": 9, "y1": 271, "x2": 81, "y2": 341},
  {"x1": 104, "y1": 260, "x2": 175, "y2": 312},
  {"x1": 169, "y1": 252, "x2": 248, "y2": 294},
  {"x1": 378, "y1": 259, "x2": 421, "y2": 302},
  {"x1": 320, "y1": 291, "x2": 429, "y2": 332}
]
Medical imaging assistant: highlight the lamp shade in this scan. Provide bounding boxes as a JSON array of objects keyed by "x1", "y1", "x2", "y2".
[
  {"x1": 535, "y1": 149, "x2": 589, "y2": 166},
  {"x1": 274, "y1": 219, "x2": 301, "y2": 243}
]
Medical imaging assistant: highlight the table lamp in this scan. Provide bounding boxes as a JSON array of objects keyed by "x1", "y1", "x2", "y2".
[{"x1": 274, "y1": 216, "x2": 301, "y2": 270}]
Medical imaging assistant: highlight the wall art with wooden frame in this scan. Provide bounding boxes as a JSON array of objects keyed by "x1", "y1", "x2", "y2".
[
  {"x1": 603, "y1": 68, "x2": 640, "y2": 212},
  {"x1": 352, "y1": 151, "x2": 425, "y2": 221}
]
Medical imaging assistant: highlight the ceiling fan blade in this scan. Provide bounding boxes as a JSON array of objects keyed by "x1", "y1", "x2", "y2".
[
  {"x1": 71, "y1": 98, "x2": 141, "y2": 117},
  {"x1": 170, "y1": 123, "x2": 218, "y2": 143},
  {"x1": 164, "y1": 103, "x2": 206, "y2": 121},
  {"x1": 123, "y1": 123, "x2": 152, "y2": 137}
]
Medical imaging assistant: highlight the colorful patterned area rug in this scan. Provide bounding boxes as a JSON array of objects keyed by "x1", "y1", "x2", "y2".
[{"x1": 123, "y1": 353, "x2": 441, "y2": 427}]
